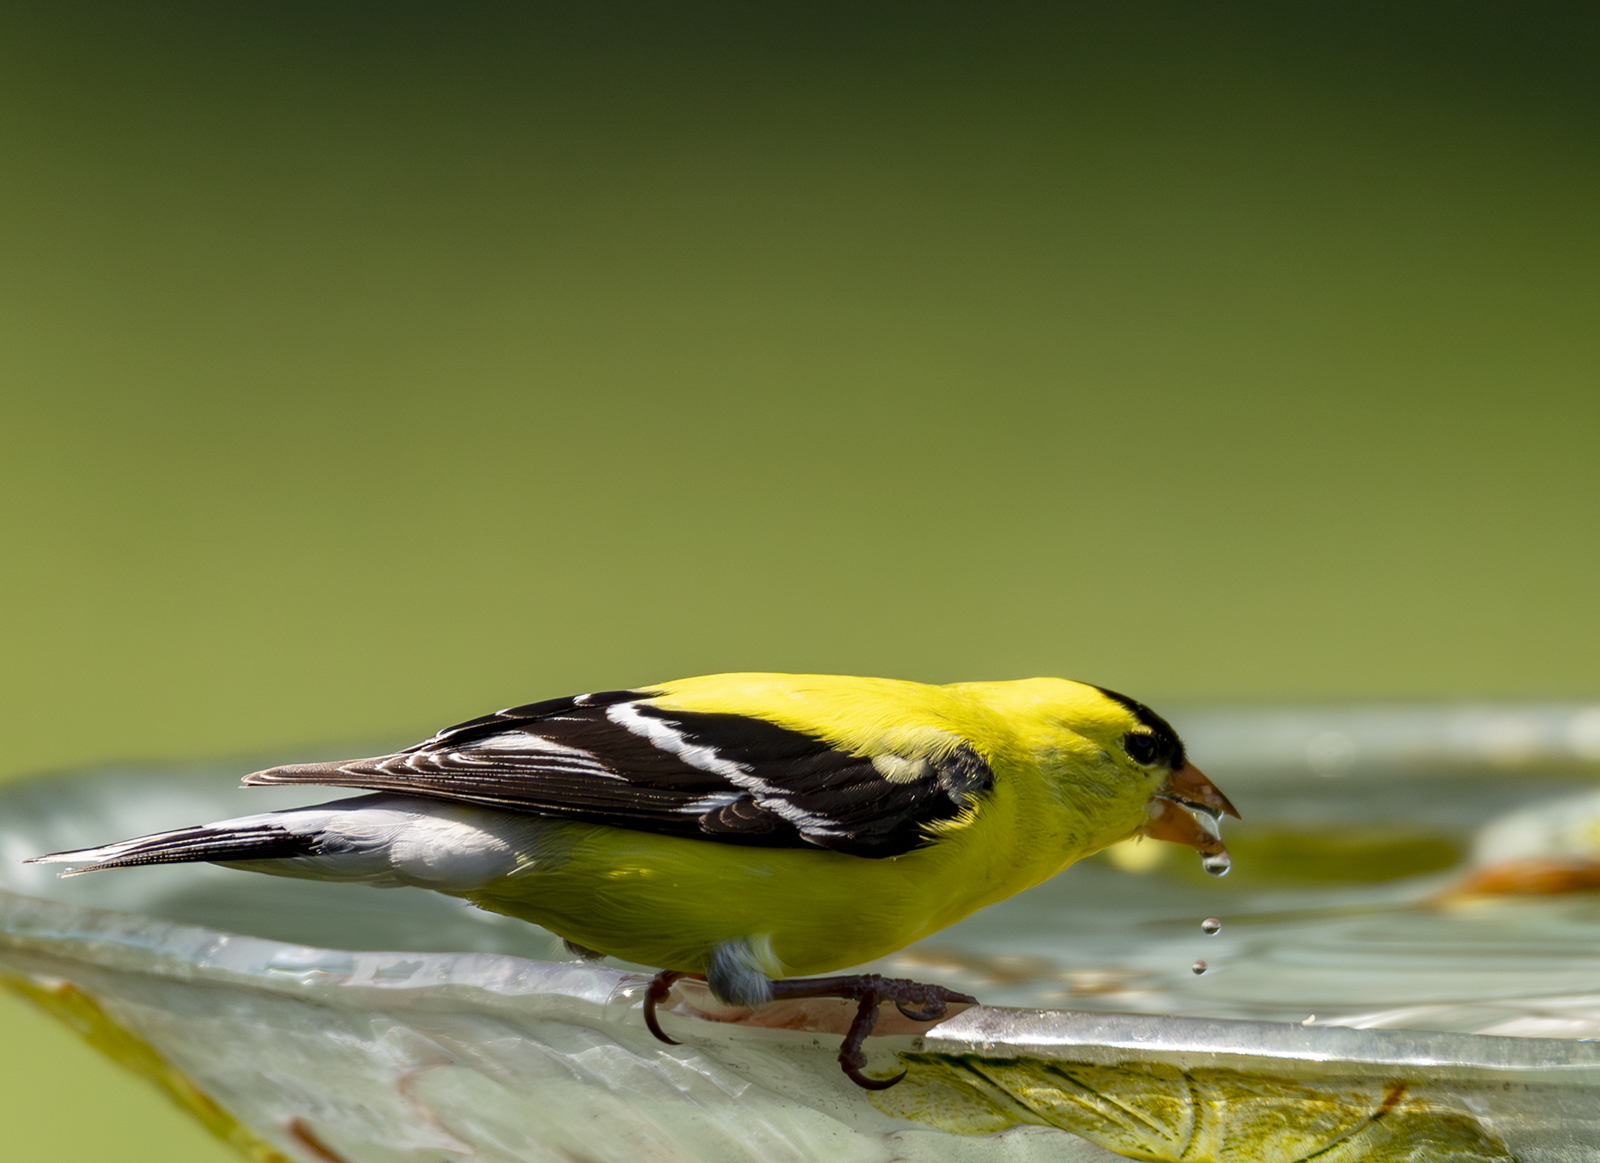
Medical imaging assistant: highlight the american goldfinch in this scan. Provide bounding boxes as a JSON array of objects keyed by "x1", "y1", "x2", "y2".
[{"x1": 32, "y1": 673, "x2": 1236, "y2": 1087}]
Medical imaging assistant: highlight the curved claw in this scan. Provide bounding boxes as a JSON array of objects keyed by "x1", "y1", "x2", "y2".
[
  {"x1": 895, "y1": 983, "x2": 975, "y2": 1022},
  {"x1": 895, "y1": 998, "x2": 948, "y2": 1022},
  {"x1": 835, "y1": 990, "x2": 909, "y2": 1089},
  {"x1": 642, "y1": 970, "x2": 685, "y2": 1046},
  {"x1": 844, "y1": 1065, "x2": 908, "y2": 1090}
]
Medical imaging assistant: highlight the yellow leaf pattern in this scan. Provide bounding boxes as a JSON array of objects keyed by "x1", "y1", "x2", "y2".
[{"x1": 871, "y1": 1053, "x2": 1516, "y2": 1162}]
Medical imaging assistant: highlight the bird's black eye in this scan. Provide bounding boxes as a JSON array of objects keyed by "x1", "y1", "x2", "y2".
[{"x1": 1124, "y1": 732, "x2": 1160, "y2": 766}]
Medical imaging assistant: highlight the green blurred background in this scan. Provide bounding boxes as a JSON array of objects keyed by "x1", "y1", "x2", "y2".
[{"x1": 1, "y1": 2, "x2": 1596, "y2": 1158}]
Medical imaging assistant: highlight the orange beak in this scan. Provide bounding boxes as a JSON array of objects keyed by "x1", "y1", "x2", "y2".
[
  {"x1": 1143, "y1": 761, "x2": 1240, "y2": 857},
  {"x1": 1161, "y1": 761, "x2": 1240, "y2": 820}
]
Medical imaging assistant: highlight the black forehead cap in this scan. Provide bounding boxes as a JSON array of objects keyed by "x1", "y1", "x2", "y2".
[{"x1": 1092, "y1": 685, "x2": 1187, "y2": 768}]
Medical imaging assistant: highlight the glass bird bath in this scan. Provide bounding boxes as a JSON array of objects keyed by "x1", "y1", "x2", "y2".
[{"x1": 7, "y1": 705, "x2": 1600, "y2": 1161}]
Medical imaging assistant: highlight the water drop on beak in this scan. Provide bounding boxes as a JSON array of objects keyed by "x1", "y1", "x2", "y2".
[{"x1": 1201, "y1": 851, "x2": 1231, "y2": 877}]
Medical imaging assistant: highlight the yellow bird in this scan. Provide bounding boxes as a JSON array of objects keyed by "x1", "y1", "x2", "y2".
[{"x1": 32, "y1": 673, "x2": 1236, "y2": 1087}]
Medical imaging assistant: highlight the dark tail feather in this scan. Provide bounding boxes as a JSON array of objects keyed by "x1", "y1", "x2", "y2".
[{"x1": 28, "y1": 824, "x2": 318, "y2": 876}]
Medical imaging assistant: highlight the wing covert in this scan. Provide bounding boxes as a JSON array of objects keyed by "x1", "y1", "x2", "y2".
[{"x1": 244, "y1": 690, "x2": 993, "y2": 858}]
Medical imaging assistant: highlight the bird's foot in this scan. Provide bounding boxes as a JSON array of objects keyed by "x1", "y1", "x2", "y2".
[
  {"x1": 639, "y1": 969, "x2": 974, "y2": 1090},
  {"x1": 766, "y1": 973, "x2": 977, "y2": 1090}
]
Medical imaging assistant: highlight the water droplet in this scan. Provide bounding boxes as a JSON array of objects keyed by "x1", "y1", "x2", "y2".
[
  {"x1": 1191, "y1": 960, "x2": 1208, "y2": 975},
  {"x1": 1301, "y1": 1014, "x2": 1316, "y2": 1025},
  {"x1": 1201, "y1": 851, "x2": 1231, "y2": 877},
  {"x1": 1200, "y1": 917, "x2": 1221, "y2": 935}
]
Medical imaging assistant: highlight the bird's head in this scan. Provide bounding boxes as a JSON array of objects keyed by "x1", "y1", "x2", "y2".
[{"x1": 960, "y1": 677, "x2": 1239, "y2": 870}]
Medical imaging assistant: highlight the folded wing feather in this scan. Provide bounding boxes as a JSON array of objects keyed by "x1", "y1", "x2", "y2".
[{"x1": 243, "y1": 690, "x2": 994, "y2": 859}]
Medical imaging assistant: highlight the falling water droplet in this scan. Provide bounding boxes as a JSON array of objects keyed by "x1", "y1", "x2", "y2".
[
  {"x1": 1191, "y1": 960, "x2": 1208, "y2": 975},
  {"x1": 1201, "y1": 851, "x2": 1231, "y2": 877},
  {"x1": 1200, "y1": 917, "x2": 1221, "y2": 935}
]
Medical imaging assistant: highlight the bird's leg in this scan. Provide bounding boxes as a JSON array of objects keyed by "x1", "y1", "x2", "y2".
[
  {"x1": 765, "y1": 974, "x2": 977, "y2": 1090},
  {"x1": 642, "y1": 969, "x2": 688, "y2": 1045}
]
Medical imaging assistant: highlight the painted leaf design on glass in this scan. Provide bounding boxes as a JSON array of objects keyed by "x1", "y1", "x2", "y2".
[{"x1": 871, "y1": 1053, "x2": 1514, "y2": 1162}]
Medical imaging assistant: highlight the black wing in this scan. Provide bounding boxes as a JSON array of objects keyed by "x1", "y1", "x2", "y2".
[{"x1": 244, "y1": 690, "x2": 994, "y2": 859}]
